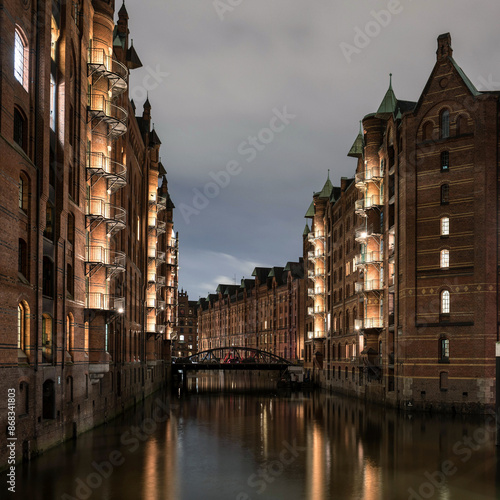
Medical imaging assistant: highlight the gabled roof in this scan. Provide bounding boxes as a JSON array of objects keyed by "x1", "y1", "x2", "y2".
[
  {"x1": 268, "y1": 267, "x2": 285, "y2": 285},
  {"x1": 252, "y1": 267, "x2": 272, "y2": 283}
]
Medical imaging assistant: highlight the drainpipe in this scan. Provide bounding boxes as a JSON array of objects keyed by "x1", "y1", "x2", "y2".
[{"x1": 34, "y1": 0, "x2": 41, "y2": 374}]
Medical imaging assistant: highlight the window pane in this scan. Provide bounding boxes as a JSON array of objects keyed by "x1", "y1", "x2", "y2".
[
  {"x1": 440, "y1": 250, "x2": 449, "y2": 268},
  {"x1": 441, "y1": 110, "x2": 450, "y2": 138},
  {"x1": 441, "y1": 217, "x2": 449, "y2": 236},
  {"x1": 14, "y1": 31, "x2": 24, "y2": 84},
  {"x1": 441, "y1": 290, "x2": 450, "y2": 313}
]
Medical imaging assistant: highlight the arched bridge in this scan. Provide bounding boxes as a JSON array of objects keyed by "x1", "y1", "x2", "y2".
[{"x1": 172, "y1": 347, "x2": 294, "y2": 372}]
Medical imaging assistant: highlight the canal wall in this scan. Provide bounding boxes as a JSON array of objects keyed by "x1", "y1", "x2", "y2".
[
  {"x1": 0, "y1": 361, "x2": 170, "y2": 471},
  {"x1": 314, "y1": 368, "x2": 494, "y2": 414}
]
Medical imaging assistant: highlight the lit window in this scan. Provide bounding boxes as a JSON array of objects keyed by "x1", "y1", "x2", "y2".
[
  {"x1": 441, "y1": 217, "x2": 449, "y2": 236},
  {"x1": 441, "y1": 109, "x2": 450, "y2": 139},
  {"x1": 84, "y1": 321, "x2": 89, "y2": 355},
  {"x1": 440, "y1": 249, "x2": 449, "y2": 268},
  {"x1": 440, "y1": 338, "x2": 449, "y2": 360},
  {"x1": 180, "y1": 335, "x2": 184, "y2": 341},
  {"x1": 440, "y1": 151, "x2": 449, "y2": 171},
  {"x1": 14, "y1": 29, "x2": 27, "y2": 87},
  {"x1": 18, "y1": 303, "x2": 26, "y2": 351},
  {"x1": 50, "y1": 75, "x2": 56, "y2": 130},
  {"x1": 441, "y1": 290, "x2": 450, "y2": 314}
]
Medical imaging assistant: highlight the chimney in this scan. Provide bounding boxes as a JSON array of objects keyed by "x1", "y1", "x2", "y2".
[{"x1": 437, "y1": 33, "x2": 453, "y2": 61}]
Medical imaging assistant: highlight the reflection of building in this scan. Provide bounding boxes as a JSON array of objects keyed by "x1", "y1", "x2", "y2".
[
  {"x1": 0, "y1": 0, "x2": 176, "y2": 468},
  {"x1": 305, "y1": 34, "x2": 497, "y2": 412},
  {"x1": 172, "y1": 291, "x2": 197, "y2": 358},
  {"x1": 198, "y1": 262, "x2": 305, "y2": 361}
]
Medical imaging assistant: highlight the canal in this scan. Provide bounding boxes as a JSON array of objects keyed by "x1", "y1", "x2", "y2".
[{"x1": 16, "y1": 373, "x2": 499, "y2": 500}]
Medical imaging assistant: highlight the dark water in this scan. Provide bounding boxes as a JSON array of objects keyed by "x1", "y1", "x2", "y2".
[{"x1": 15, "y1": 374, "x2": 499, "y2": 500}]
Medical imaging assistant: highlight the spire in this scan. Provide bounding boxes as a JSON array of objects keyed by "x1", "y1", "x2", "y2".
[
  {"x1": 376, "y1": 73, "x2": 397, "y2": 119},
  {"x1": 118, "y1": 1, "x2": 129, "y2": 19},
  {"x1": 303, "y1": 223, "x2": 310, "y2": 236},
  {"x1": 318, "y1": 172, "x2": 334, "y2": 199},
  {"x1": 305, "y1": 201, "x2": 315, "y2": 218},
  {"x1": 347, "y1": 120, "x2": 364, "y2": 158},
  {"x1": 126, "y1": 38, "x2": 143, "y2": 70}
]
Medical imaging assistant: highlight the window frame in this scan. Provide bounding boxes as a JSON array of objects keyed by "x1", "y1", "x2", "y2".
[
  {"x1": 440, "y1": 290, "x2": 450, "y2": 314},
  {"x1": 440, "y1": 217, "x2": 450, "y2": 237},
  {"x1": 440, "y1": 109, "x2": 450, "y2": 139},
  {"x1": 440, "y1": 249, "x2": 450, "y2": 269},
  {"x1": 14, "y1": 27, "x2": 29, "y2": 90}
]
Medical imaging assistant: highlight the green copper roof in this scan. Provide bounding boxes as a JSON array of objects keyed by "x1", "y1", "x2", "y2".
[
  {"x1": 305, "y1": 201, "x2": 315, "y2": 218},
  {"x1": 318, "y1": 170, "x2": 333, "y2": 199},
  {"x1": 376, "y1": 74, "x2": 397, "y2": 119},
  {"x1": 347, "y1": 121, "x2": 363, "y2": 158},
  {"x1": 303, "y1": 223, "x2": 310, "y2": 236}
]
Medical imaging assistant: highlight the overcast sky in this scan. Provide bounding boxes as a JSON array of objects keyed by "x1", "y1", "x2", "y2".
[{"x1": 124, "y1": 0, "x2": 500, "y2": 300}]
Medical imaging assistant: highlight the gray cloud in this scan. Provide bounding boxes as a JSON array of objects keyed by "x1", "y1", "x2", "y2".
[{"x1": 126, "y1": 0, "x2": 500, "y2": 298}]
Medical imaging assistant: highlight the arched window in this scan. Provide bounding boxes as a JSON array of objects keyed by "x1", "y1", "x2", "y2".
[
  {"x1": 42, "y1": 379, "x2": 55, "y2": 419},
  {"x1": 14, "y1": 27, "x2": 29, "y2": 90},
  {"x1": 440, "y1": 151, "x2": 449, "y2": 171},
  {"x1": 345, "y1": 310, "x2": 350, "y2": 332},
  {"x1": 441, "y1": 290, "x2": 450, "y2": 314},
  {"x1": 42, "y1": 257, "x2": 54, "y2": 297},
  {"x1": 441, "y1": 184, "x2": 449, "y2": 205},
  {"x1": 441, "y1": 217, "x2": 450, "y2": 237},
  {"x1": 422, "y1": 121, "x2": 434, "y2": 141},
  {"x1": 19, "y1": 174, "x2": 27, "y2": 211},
  {"x1": 440, "y1": 249, "x2": 449, "y2": 269},
  {"x1": 66, "y1": 313, "x2": 74, "y2": 356},
  {"x1": 439, "y1": 337, "x2": 450, "y2": 361},
  {"x1": 43, "y1": 204, "x2": 55, "y2": 241},
  {"x1": 42, "y1": 314, "x2": 53, "y2": 363},
  {"x1": 67, "y1": 212, "x2": 75, "y2": 246},
  {"x1": 14, "y1": 108, "x2": 27, "y2": 151},
  {"x1": 440, "y1": 109, "x2": 450, "y2": 139},
  {"x1": 18, "y1": 238, "x2": 27, "y2": 277},
  {"x1": 66, "y1": 263, "x2": 74, "y2": 297},
  {"x1": 18, "y1": 302, "x2": 29, "y2": 351}
]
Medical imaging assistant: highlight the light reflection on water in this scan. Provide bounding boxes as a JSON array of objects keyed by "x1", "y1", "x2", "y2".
[{"x1": 16, "y1": 373, "x2": 499, "y2": 500}]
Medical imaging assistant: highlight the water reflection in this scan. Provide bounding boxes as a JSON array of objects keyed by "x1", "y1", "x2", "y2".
[{"x1": 16, "y1": 377, "x2": 498, "y2": 500}]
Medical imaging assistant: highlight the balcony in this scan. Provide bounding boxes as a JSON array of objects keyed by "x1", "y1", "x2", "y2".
[
  {"x1": 354, "y1": 319, "x2": 363, "y2": 330},
  {"x1": 364, "y1": 279, "x2": 384, "y2": 292},
  {"x1": 307, "y1": 270, "x2": 315, "y2": 278},
  {"x1": 88, "y1": 94, "x2": 128, "y2": 137},
  {"x1": 307, "y1": 331, "x2": 314, "y2": 340},
  {"x1": 85, "y1": 246, "x2": 126, "y2": 278},
  {"x1": 355, "y1": 168, "x2": 383, "y2": 188},
  {"x1": 364, "y1": 251, "x2": 383, "y2": 264},
  {"x1": 157, "y1": 195, "x2": 167, "y2": 212},
  {"x1": 148, "y1": 247, "x2": 156, "y2": 260},
  {"x1": 86, "y1": 198, "x2": 126, "y2": 235},
  {"x1": 156, "y1": 251, "x2": 166, "y2": 265},
  {"x1": 308, "y1": 231, "x2": 324, "y2": 242},
  {"x1": 355, "y1": 226, "x2": 381, "y2": 243},
  {"x1": 307, "y1": 288, "x2": 315, "y2": 297},
  {"x1": 88, "y1": 48, "x2": 128, "y2": 96},
  {"x1": 156, "y1": 220, "x2": 166, "y2": 235},
  {"x1": 156, "y1": 300, "x2": 166, "y2": 312},
  {"x1": 86, "y1": 152, "x2": 127, "y2": 193},
  {"x1": 363, "y1": 317, "x2": 383, "y2": 329},
  {"x1": 86, "y1": 293, "x2": 125, "y2": 313},
  {"x1": 156, "y1": 275, "x2": 166, "y2": 287}
]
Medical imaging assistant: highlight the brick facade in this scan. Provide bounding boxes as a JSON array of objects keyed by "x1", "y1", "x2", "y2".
[{"x1": 0, "y1": 0, "x2": 177, "y2": 469}]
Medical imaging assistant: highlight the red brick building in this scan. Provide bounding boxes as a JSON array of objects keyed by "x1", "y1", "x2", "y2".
[
  {"x1": 307, "y1": 34, "x2": 498, "y2": 412},
  {"x1": 198, "y1": 262, "x2": 305, "y2": 361},
  {"x1": 0, "y1": 0, "x2": 177, "y2": 468},
  {"x1": 172, "y1": 291, "x2": 198, "y2": 358}
]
